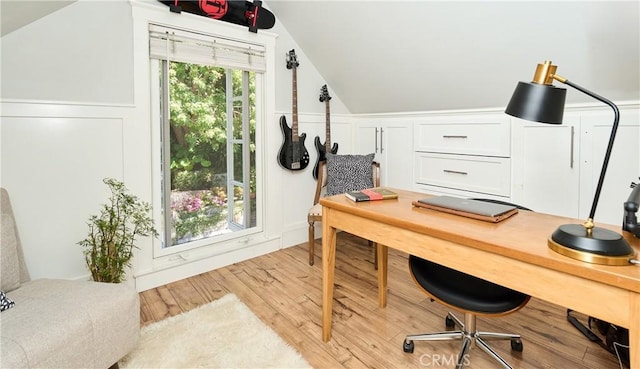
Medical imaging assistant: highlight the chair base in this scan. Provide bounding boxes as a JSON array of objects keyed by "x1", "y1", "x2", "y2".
[{"x1": 403, "y1": 312, "x2": 522, "y2": 369}]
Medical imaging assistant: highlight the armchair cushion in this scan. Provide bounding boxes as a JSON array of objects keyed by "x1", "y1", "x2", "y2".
[
  {"x1": 0, "y1": 187, "x2": 140, "y2": 368},
  {"x1": 325, "y1": 153, "x2": 375, "y2": 196},
  {"x1": 1, "y1": 214, "x2": 21, "y2": 292}
]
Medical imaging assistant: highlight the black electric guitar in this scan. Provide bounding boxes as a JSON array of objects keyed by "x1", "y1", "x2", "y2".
[
  {"x1": 312, "y1": 84, "x2": 339, "y2": 179},
  {"x1": 278, "y1": 49, "x2": 309, "y2": 171}
]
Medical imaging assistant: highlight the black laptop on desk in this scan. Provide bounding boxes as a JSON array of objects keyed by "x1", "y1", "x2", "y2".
[{"x1": 412, "y1": 196, "x2": 519, "y2": 223}]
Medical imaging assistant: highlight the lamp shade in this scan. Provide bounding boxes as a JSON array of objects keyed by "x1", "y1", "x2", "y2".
[{"x1": 505, "y1": 81, "x2": 567, "y2": 124}]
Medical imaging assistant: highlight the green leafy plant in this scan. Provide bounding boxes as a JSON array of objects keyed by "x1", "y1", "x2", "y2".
[{"x1": 78, "y1": 178, "x2": 158, "y2": 283}]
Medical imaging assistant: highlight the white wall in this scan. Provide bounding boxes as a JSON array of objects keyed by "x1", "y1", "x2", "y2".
[
  {"x1": 4, "y1": 0, "x2": 635, "y2": 291},
  {"x1": 1, "y1": 1, "x2": 134, "y2": 104},
  {"x1": 0, "y1": 0, "x2": 353, "y2": 290},
  {"x1": 0, "y1": 103, "x2": 130, "y2": 278}
]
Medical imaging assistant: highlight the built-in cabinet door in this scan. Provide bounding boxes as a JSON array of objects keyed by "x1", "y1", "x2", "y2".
[
  {"x1": 579, "y1": 110, "x2": 640, "y2": 225},
  {"x1": 354, "y1": 122, "x2": 413, "y2": 190},
  {"x1": 511, "y1": 115, "x2": 580, "y2": 217},
  {"x1": 382, "y1": 124, "x2": 413, "y2": 189},
  {"x1": 353, "y1": 124, "x2": 380, "y2": 161},
  {"x1": 511, "y1": 107, "x2": 639, "y2": 225}
]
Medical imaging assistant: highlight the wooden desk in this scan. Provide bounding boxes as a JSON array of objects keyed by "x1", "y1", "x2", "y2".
[{"x1": 320, "y1": 189, "x2": 640, "y2": 367}]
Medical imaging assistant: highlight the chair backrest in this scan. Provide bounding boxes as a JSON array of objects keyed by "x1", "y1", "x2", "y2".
[{"x1": 313, "y1": 160, "x2": 381, "y2": 205}]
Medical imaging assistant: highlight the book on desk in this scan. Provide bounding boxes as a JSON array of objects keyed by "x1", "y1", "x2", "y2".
[{"x1": 345, "y1": 187, "x2": 398, "y2": 202}]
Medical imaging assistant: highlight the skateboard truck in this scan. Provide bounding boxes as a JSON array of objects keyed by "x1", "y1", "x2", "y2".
[
  {"x1": 169, "y1": 0, "x2": 182, "y2": 13},
  {"x1": 246, "y1": 0, "x2": 262, "y2": 33}
]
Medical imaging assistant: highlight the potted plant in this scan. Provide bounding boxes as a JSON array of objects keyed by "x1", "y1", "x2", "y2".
[{"x1": 78, "y1": 178, "x2": 158, "y2": 283}]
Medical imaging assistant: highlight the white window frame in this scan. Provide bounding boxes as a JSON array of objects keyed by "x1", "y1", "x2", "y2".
[{"x1": 145, "y1": 21, "x2": 271, "y2": 259}]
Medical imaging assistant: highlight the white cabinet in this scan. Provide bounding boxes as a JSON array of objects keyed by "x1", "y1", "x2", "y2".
[
  {"x1": 413, "y1": 114, "x2": 511, "y2": 199},
  {"x1": 413, "y1": 117, "x2": 510, "y2": 157},
  {"x1": 511, "y1": 115, "x2": 580, "y2": 217},
  {"x1": 415, "y1": 153, "x2": 510, "y2": 196},
  {"x1": 579, "y1": 109, "x2": 640, "y2": 225},
  {"x1": 354, "y1": 121, "x2": 413, "y2": 190},
  {"x1": 511, "y1": 106, "x2": 639, "y2": 225},
  {"x1": 352, "y1": 105, "x2": 638, "y2": 226}
]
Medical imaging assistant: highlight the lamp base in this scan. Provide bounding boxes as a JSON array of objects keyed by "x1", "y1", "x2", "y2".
[{"x1": 548, "y1": 224, "x2": 635, "y2": 266}]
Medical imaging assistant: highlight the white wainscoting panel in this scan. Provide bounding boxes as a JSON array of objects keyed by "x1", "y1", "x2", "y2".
[{"x1": 1, "y1": 103, "x2": 126, "y2": 280}]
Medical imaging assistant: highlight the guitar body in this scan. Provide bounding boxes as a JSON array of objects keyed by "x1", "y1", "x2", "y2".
[
  {"x1": 278, "y1": 50, "x2": 309, "y2": 171},
  {"x1": 278, "y1": 115, "x2": 309, "y2": 170},
  {"x1": 313, "y1": 137, "x2": 338, "y2": 179}
]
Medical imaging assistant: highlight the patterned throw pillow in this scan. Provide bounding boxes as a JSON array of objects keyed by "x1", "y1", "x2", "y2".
[
  {"x1": 325, "y1": 153, "x2": 375, "y2": 196},
  {"x1": 0, "y1": 290, "x2": 15, "y2": 312}
]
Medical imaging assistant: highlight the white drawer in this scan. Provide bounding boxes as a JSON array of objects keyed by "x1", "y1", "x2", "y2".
[
  {"x1": 413, "y1": 183, "x2": 511, "y2": 201},
  {"x1": 414, "y1": 115, "x2": 510, "y2": 157},
  {"x1": 414, "y1": 153, "x2": 511, "y2": 196}
]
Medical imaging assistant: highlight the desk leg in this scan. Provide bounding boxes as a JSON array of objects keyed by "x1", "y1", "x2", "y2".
[
  {"x1": 322, "y1": 212, "x2": 337, "y2": 342},
  {"x1": 377, "y1": 243, "x2": 388, "y2": 308},
  {"x1": 630, "y1": 292, "x2": 639, "y2": 369}
]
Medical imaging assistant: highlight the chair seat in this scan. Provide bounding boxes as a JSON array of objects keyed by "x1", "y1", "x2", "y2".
[
  {"x1": 309, "y1": 203, "x2": 322, "y2": 218},
  {"x1": 409, "y1": 255, "x2": 529, "y2": 314}
]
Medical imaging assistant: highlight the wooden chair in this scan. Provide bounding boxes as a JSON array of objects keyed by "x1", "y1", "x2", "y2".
[{"x1": 307, "y1": 160, "x2": 381, "y2": 266}]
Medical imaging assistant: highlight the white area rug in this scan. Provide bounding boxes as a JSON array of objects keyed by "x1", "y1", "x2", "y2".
[{"x1": 120, "y1": 293, "x2": 311, "y2": 369}]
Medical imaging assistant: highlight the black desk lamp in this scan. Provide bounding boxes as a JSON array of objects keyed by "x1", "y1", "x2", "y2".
[{"x1": 505, "y1": 60, "x2": 636, "y2": 266}]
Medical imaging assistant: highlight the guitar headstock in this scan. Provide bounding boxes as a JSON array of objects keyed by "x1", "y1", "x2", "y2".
[
  {"x1": 319, "y1": 84, "x2": 332, "y2": 102},
  {"x1": 286, "y1": 49, "x2": 299, "y2": 70}
]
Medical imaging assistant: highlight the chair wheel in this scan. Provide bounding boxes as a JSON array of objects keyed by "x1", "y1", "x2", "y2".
[
  {"x1": 511, "y1": 339, "x2": 523, "y2": 352},
  {"x1": 403, "y1": 340, "x2": 414, "y2": 353},
  {"x1": 445, "y1": 315, "x2": 456, "y2": 328}
]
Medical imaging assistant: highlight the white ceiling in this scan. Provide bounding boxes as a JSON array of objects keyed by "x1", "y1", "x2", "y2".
[
  {"x1": 0, "y1": 1, "x2": 75, "y2": 36},
  {"x1": 2, "y1": 1, "x2": 638, "y2": 114},
  {"x1": 267, "y1": 0, "x2": 640, "y2": 113}
]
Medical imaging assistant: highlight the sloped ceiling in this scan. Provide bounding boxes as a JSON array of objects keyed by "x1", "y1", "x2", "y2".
[
  {"x1": 0, "y1": 1, "x2": 75, "y2": 36},
  {"x1": 267, "y1": 1, "x2": 640, "y2": 114},
  {"x1": 2, "y1": 1, "x2": 638, "y2": 114}
]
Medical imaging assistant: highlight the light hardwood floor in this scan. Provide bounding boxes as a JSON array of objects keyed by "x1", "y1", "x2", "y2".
[{"x1": 139, "y1": 233, "x2": 622, "y2": 369}]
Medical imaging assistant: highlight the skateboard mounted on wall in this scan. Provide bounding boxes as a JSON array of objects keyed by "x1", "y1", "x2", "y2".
[{"x1": 159, "y1": 0, "x2": 275, "y2": 33}]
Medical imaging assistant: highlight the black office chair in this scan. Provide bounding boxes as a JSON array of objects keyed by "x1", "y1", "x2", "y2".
[{"x1": 402, "y1": 199, "x2": 532, "y2": 369}]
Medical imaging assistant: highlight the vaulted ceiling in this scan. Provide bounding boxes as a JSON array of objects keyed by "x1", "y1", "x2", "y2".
[
  {"x1": 2, "y1": 1, "x2": 639, "y2": 114},
  {"x1": 0, "y1": 1, "x2": 74, "y2": 36},
  {"x1": 267, "y1": 1, "x2": 640, "y2": 113}
]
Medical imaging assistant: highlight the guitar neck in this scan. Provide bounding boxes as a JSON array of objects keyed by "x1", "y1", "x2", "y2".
[
  {"x1": 325, "y1": 99, "x2": 331, "y2": 148},
  {"x1": 292, "y1": 66, "x2": 299, "y2": 142}
]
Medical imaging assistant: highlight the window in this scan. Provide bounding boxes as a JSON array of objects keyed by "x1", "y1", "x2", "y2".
[{"x1": 149, "y1": 25, "x2": 264, "y2": 251}]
